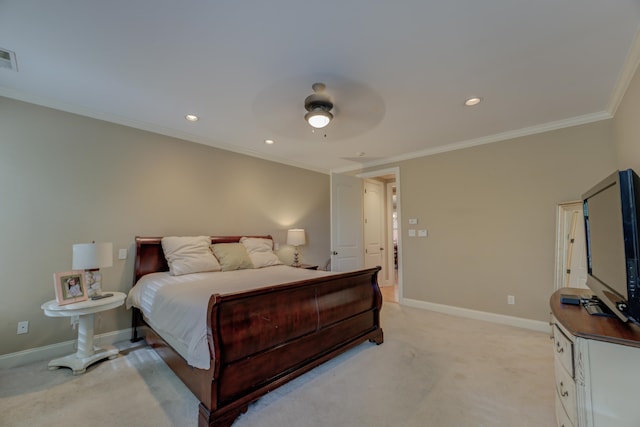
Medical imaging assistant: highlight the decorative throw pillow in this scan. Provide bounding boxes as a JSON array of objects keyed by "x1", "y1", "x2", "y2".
[
  {"x1": 240, "y1": 237, "x2": 283, "y2": 268},
  {"x1": 161, "y1": 236, "x2": 221, "y2": 276},
  {"x1": 211, "y1": 243, "x2": 254, "y2": 271}
]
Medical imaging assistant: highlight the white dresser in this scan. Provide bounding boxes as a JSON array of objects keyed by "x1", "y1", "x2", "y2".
[{"x1": 551, "y1": 289, "x2": 640, "y2": 427}]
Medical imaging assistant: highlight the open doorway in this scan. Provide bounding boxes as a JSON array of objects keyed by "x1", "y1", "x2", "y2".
[
  {"x1": 555, "y1": 201, "x2": 588, "y2": 290},
  {"x1": 330, "y1": 167, "x2": 402, "y2": 302},
  {"x1": 359, "y1": 167, "x2": 401, "y2": 302}
]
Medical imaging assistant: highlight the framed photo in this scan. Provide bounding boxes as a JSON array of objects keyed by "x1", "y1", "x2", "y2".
[{"x1": 53, "y1": 270, "x2": 88, "y2": 305}]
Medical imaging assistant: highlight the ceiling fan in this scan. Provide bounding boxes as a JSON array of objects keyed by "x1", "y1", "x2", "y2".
[
  {"x1": 304, "y1": 83, "x2": 334, "y2": 129},
  {"x1": 252, "y1": 74, "x2": 385, "y2": 141}
]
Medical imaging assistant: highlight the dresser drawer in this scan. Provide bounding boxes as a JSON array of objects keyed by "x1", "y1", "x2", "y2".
[
  {"x1": 554, "y1": 357, "x2": 577, "y2": 427},
  {"x1": 555, "y1": 391, "x2": 575, "y2": 427},
  {"x1": 553, "y1": 324, "x2": 574, "y2": 377}
]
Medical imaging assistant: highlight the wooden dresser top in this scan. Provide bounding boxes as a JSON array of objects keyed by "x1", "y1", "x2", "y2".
[{"x1": 551, "y1": 288, "x2": 640, "y2": 348}]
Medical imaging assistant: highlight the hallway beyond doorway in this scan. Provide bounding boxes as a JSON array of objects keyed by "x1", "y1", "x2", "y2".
[{"x1": 381, "y1": 285, "x2": 398, "y2": 303}]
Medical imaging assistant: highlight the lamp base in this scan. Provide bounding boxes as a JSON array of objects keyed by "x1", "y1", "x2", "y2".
[
  {"x1": 293, "y1": 249, "x2": 300, "y2": 267},
  {"x1": 84, "y1": 269, "x2": 102, "y2": 297}
]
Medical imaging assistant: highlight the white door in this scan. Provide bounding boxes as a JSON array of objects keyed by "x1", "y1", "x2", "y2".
[
  {"x1": 364, "y1": 179, "x2": 385, "y2": 281},
  {"x1": 556, "y1": 201, "x2": 588, "y2": 289},
  {"x1": 567, "y1": 210, "x2": 588, "y2": 288},
  {"x1": 330, "y1": 173, "x2": 363, "y2": 272}
]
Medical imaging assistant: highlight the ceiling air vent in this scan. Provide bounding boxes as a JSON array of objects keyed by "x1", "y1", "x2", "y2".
[{"x1": 0, "y1": 47, "x2": 18, "y2": 72}]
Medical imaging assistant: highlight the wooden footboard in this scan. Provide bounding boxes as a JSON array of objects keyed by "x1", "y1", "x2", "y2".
[
  {"x1": 130, "y1": 236, "x2": 383, "y2": 427},
  {"x1": 203, "y1": 266, "x2": 383, "y2": 426}
]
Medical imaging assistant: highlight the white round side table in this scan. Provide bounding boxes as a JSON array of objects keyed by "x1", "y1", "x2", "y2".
[{"x1": 41, "y1": 291, "x2": 126, "y2": 375}]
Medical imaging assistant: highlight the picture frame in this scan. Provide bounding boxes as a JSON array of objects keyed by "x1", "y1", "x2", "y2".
[{"x1": 53, "y1": 270, "x2": 88, "y2": 305}]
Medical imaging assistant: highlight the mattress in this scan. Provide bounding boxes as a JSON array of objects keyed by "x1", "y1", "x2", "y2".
[{"x1": 126, "y1": 265, "x2": 333, "y2": 369}]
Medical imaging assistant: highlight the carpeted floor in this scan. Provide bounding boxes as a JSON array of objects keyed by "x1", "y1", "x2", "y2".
[{"x1": 0, "y1": 301, "x2": 556, "y2": 426}]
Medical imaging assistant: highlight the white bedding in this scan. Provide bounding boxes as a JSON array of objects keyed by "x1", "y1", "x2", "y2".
[{"x1": 126, "y1": 265, "x2": 334, "y2": 369}]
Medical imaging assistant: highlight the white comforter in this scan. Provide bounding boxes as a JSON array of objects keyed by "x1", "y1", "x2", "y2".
[{"x1": 126, "y1": 265, "x2": 333, "y2": 369}]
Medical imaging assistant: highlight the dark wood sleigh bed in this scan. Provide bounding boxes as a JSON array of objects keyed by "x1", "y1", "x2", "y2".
[{"x1": 130, "y1": 235, "x2": 384, "y2": 427}]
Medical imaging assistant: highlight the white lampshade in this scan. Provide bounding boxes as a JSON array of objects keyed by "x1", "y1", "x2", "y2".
[
  {"x1": 305, "y1": 109, "x2": 332, "y2": 128},
  {"x1": 72, "y1": 242, "x2": 113, "y2": 270},
  {"x1": 287, "y1": 229, "x2": 306, "y2": 247}
]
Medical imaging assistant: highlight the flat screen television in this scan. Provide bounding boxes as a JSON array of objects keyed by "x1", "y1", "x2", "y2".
[{"x1": 582, "y1": 169, "x2": 640, "y2": 323}]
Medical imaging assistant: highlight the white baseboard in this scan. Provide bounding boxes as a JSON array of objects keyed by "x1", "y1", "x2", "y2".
[
  {"x1": 2, "y1": 301, "x2": 550, "y2": 369},
  {"x1": 0, "y1": 328, "x2": 132, "y2": 369},
  {"x1": 400, "y1": 297, "x2": 551, "y2": 334}
]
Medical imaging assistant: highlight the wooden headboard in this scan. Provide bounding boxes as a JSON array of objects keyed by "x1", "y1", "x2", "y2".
[{"x1": 132, "y1": 235, "x2": 273, "y2": 284}]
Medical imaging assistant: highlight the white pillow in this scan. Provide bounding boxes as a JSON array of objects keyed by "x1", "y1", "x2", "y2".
[
  {"x1": 240, "y1": 237, "x2": 283, "y2": 268},
  {"x1": 161, "y1": 236, "x2": 221, "y2": 276}
]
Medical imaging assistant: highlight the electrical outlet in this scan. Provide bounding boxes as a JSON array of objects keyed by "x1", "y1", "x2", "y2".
[
  {"x1": 508, "y1": 295, "x2": 515, "y2": 305},
  {"x1": 17, "y1": 320, "x2": 28, "y2": 334}
]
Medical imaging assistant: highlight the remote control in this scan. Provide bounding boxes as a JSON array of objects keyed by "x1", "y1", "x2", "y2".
[
  {"x1": 560, "y1": 294, "x2": 581, "y2": 305},
  {"x1": 90, "y1": 293, "x2": 113, "y2": 300}
]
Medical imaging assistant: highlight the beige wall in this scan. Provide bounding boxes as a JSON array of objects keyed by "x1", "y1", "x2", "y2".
[
  {"x1": 364, "y1": 120, "x2": 617, "y2": 321},
  {"x1": 0, "y1": 97, "x2": 330, "y2": 356},
  {"x1": 613, "y1": 64, "x2": 640, "y2": 171},
  {"x1": 6, "y1": 62, "x2": 639, "y2": 356}
]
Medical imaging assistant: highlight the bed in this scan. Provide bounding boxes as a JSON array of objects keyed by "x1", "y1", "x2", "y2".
[{"x1": 128, "y1": 235, "x2": 383, "y2": 427}]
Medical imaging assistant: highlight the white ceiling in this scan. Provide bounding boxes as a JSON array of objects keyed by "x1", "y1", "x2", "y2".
[{"x1": 1, "y1": 1, "x2": 639, "y2": 173}]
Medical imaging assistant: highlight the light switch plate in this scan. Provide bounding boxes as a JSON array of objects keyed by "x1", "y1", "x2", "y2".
[
  {"x1": 118, "y1": 248, "x2": 127, "y2": 260},
  {"x1": 418, "y1": 229, "x2": 427, "y2": 237},
  {"x1": 408, "y1": 229, "x2": 416, "y2": 237},
  {"x1": 409, "y1": 218, "x2": 418, "y2": 225}
]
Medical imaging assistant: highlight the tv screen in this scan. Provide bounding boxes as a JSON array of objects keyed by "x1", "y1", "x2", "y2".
[
  {"x1": 583, "y1": 169, "x2": 640, "y2": 323},
  {"x1": 586, "y1": 178, "x2": 627, "y2": 296}
]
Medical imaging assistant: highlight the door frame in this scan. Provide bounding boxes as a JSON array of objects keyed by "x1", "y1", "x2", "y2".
[
  {"x1": 363, "y1": 179, "x2": 386, "y2": 283},
  {"x1": 358, "y1": 167, "x2": 403, "y2": 300},
  {"x1": 555, "y1": 200, "x2": 583, "y2": 290},
  {"x1": 385, "y1": 181, "x2": 396, "y2": 286}
]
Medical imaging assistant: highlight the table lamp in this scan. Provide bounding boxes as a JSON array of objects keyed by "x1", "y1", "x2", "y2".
[
  {"x1": 72, "y1": 242, "x2": 113, "y2": 297},
  {"x1": 287, "y1": 229, "x2": 306, "y2": 267}
]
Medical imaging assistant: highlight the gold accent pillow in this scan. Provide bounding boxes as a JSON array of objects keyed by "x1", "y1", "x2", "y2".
[{"x1": 211, "y1": 243, "x2": 254, "y2": 271}]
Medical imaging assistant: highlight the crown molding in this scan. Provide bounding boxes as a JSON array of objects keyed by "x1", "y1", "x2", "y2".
[
  {"x1": 607, "y1": 26, "x2": 640, "y2": 116},
  {"x1": 332, "y1": 28, "x2": 640, "y2": 176},
  {"x1": 332, "y1": 111, "x2": 612, "y2": 174}
]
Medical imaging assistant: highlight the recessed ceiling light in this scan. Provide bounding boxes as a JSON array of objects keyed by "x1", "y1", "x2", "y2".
[
  {"x1": 464, "y1": 97, "x2": 482, "y2": 107},
  {"x1": 264, "y1": 139, "x2": 275, "y2": 145},
  {"x1": 185, "y1": 114, "x2": 199, "y2": 122}
]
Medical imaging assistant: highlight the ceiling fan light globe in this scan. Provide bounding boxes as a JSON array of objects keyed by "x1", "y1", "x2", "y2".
[{"x1": 305, "y1": 109, "x2": 332, "y2": 128}]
